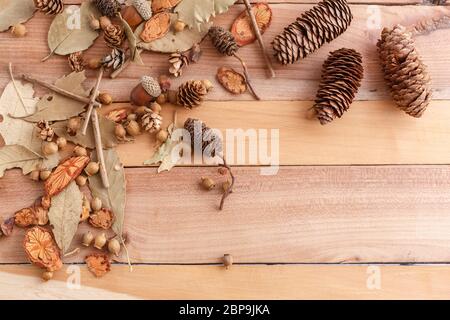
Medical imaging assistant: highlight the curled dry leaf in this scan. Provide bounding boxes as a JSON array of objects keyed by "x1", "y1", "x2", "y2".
[
  {"x1": 14, "y1": 207, "x2": 36, "y2": 228},
  {"x1": 1, "y1": 217, "x2": 14, "y2": 236},
  {"x1": 23, "y1": 226, "x2": 62, "y2": 272},
  {"x1": 140, "y1": 12, "x2": 171, "y2": 43},
  {"x1": 85, "y1": 253, "x2": 111, "y2": 277},
  {"x1": 44, "y1": 156, "x2": 90, "y2": 197},
  {"x1": 89, "y1": 208, "x2": 114, "y2": 229},
  {"x1": 152, "y1": 0, "x2": 182, "y2": 12},
  {"x1": 217, "y1": 66, "x2": 247, "y2": 94},
  {"x1": 231, "y1": 2, "x2": 272, "y2": 46},
  {"x1": 106, "y1": 108, "x2": 129, "y2": 123}
]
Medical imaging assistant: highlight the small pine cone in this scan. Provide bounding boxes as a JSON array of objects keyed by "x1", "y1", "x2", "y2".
[
  {"x1": 184, "y1": 118, "x2": 222, "y2": 157},
  {"x1": 104, "y1": 24, "x2": 124, "y2": 48},
  {"x1": 169, "y1": 52, "x2": 189, "y2": 77},
  {"x1": 177, "y1": 80, "x2": 212, "y2": 109},
  {"x1": 313, "y1": 48, "x2": 364, "y2": 125},
  {"x1": 68, "y1": 51, "x2": 84, "y2": 72},
  {"x1": 140, "y1": 108, "x2": 162, "y2": 133},
  {"x1": 37, "y1": 121, "x2": 55, "y2": 142},
  {"x1": 208, "y1": 26, "x2": 238, "y2": 57},
  {"x1": 272, "y1": 0, "x2": 353, "y2": 65},
  {"x1": 431, "y1": 0, "x2": 446, "y2": 4},
  {"x1": 93, "y1": 0, "x2": 120, "y2": 18},
  {"x1": 36, "y1": 0, "x2": 64, "y2": 15},
  {"x1": 132, "y1": 0, "x2": 152, "y2": 20},
  {"x1": 101, "y1": 48, "x2": 126, "y2": 70},
  {"x1": 377, "y1": 25, "x2": 432, "y2": 118}
]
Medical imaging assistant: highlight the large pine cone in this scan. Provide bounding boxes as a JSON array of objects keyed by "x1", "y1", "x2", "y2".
[
  {"x1": 177, "y1": 80, "x2": 212, "y2": 109},
  {"x1": 209, "y1": 26, "x2": 239, "y2": 56},
  {"x1": 93, "y1": 0, "x2": 120, "y2": 18},
  {"x1": 104, "y1": 24, "x2": 124, "y2": 48},
  {"x1": 377, "y1": 25, "x2": 432, "y2": 118},
  {"x1": 184, "y1": 118, "x2": 222, "y2": 157},
  {"x1": 313, "y1": 48, "x2": 364, "y2": 125},
  {"x1": 272, "y1": 0, "x2": 352, "y2": 65},
  {"x1": 36, "y1": 0, "x2": 64, "y2": 15}
]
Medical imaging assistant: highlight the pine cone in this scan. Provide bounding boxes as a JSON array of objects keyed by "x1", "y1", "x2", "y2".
[
  {"x1": 101, "y1": 48, "x2": 126, "y2": 70},
  {"x1": 184, "y1": 118, "x2": 222, "y2": 157},
  {"x1": 377, "y1": 25, "x2": 432, "y2": 118},
  {"x1": 208, "y1": 26, "x2": 238, "y2": 56},
  {"x1": 68, "y1": 51, "x2": 84, "y2": 72},
  {"x1": 36, "y1": 121, "x2": 55, "y2": 142},
  {"x1": 140, "y1": 108, "x2": 162, "y2": 133},
  {"x1": 169, "y1": 52, "x2": 189, "y2": 77},
  {"x1": 36, "y1": 0, "x2": 64, "y2": 15},
  {"x1": 104, "y1": 24, "x2": 124, "y2": 48},
  {"x1": 93, "y1": 0, "x2": 120, "y2": 18},
  {"x1": 132, "y1": 0, "x2": 152, "y2": 20},
  {"x1": 431, "y1": 0, "x2": 446, "y2": 4},
  {"x1": 313, "y1": 48, "x2": 364, "y2": 125},
  {"x1": 272, "y1": 0, "x2": 353, "y2": 65},
  {"x1": 176, "y1": 80, "x2": 212, "y2": 109}
]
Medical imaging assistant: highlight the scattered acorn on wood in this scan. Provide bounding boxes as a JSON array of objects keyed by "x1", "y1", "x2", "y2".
[
  {"x1": 98, "y1": 92, "x2": 113, "y2": 105},
  {"x1": 75, "y1": 175, "x2": 87, "y2": 187},
  {"x1": 130, "y1": 76, "x2": 162, "y2": 106}
]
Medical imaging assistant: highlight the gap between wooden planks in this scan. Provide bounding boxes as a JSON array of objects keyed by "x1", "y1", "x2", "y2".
[
  {"x1": 1, "y1": 4, "x2": 449, "y2": 101},
  {"x1": 1, "y1": 264, "x2": 450, "y2": 299},
  {"x1": 3, "y1": 166, "x2": 450, "y2": 264}
]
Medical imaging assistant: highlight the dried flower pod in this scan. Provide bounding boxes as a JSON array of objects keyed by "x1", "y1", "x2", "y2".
[
  {"x1": 0, "y1": 217, "x2": 14, "y2": 236},
  {"x1": 42, "y1": 141, "x2": 58, "y2": 156},
  {"x1": 85, "y1": 253, "x2": 111, "y2": 277},
  {"x1": 98, "y1": 92, "x2": 113, "y2": 105},
  {"x1": 67, "y1": 117, "x2": 81, "y2": 136},
  {"x1": 89, "y1": 208, "x2": 114, "y2": 229},
  {"x1": 93, "y1": 0, "x2": 121, "y2": 18},
  {"x1": 75, "y1": 175, "x2": 87, "y2": 187},
  {"x1": 125, "y1": 119, "x2": 141, "y2": 136},
  {"x1": 176, "y1": 80, "x2": 213, "y2": 109},
  {"x1": 37, "y1": 120, "x2": 55, "y2": 142},
  {"x1": 14, "y1": 207, "x2": 37, "y2": 228},
  {"x1": 140, "y1": 12, "x2": 171, "y2": 42},
  {"x1": 34, "y1": 206, "x2": 49, "y2": 226},
  {"x1": 36, "y1": 0, "x2": 64, "y2": 15},
  {"x1": 108, "y1": 238, "x2": 121, "y2": 256},
  {"x1": 56, "y1": 137, "x2": 67, "y2": 149},
  {"x1": 93, "y1": 233, "x2": 107, "y2": 249},
  {"x1": 102, "y1": 48, "x2": 126, "y2": 71},
  {"x1": 41, "y1": 196, "x2": 51, "y2": 210},
  {"x1": 42, "y1": 271, "x2": 54, "y2": 281},
  {"x1": 223, "y1": 254, "x2": 233, "y2": 269},
  {"x1": 68, "y1": 51, "x2": 85, "y2": 72},
  {"x1": 201, "y1": 177, "x2": 216, "y2": 191},
  {"x1": 132, "y1": 0, "x2": 152, "y2": 20},
  {"x1": 85, "y1": 162, "x2": 100, "y2": 176},
  {"x1": 173, "y1": 20, "x2": 186, "y2": 33},
  {"x1": 23, "y1": 226, "x2": 62, "y2": 272},
  {"x1": 82, "y1": 231, "x2": 94, "y2": 247},
  {"x1": 74, "y1": 146, "x2": 88, "y2": 157},
  {"x1": 11, "y1": 24, "x2": 26, "y2": 37},
  {"x1": 114, "y1": 123, "x2": 127, "y2": 140},
  {"x1": 39, "y1": 170, "x2": 51, "y2": 181},
  {"x1": 104, "y1": 23, "x2": 125, "y2": 48},
  {"x1": 217, "y1": 67, "x2": 247, "y2": 95},
  {"x1": 91, "y1": 197, "x2": 103, "y2": 212},
  {"x1": 231, "y1": 2, "x2": 272, "y2": 47}
]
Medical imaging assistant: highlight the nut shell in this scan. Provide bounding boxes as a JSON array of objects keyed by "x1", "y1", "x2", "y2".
[
  {"x1": 23, "y1": 226, "x2": 62, "y2": 272},
  {"x1": 217, "y1": 67, "x2": 247, "y2": 95}
]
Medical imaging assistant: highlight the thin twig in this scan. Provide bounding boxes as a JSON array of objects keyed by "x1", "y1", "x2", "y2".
[
  {"x1": 8, "y1": 63, "x2": 31, "y2": 115},
  {"x1": 81, "y1": 67, "x2": 104, "y2": 135},
  {"x1": 91, "y1": 109, "x2": 110, "y2": 188},
  {"x1": 41, "y1": 31, "x2": 74, "y2": 62},
  {"x1": 219, "y1": 157, "x2": 235, "y2": 211},
  {"x1": 233, "y1": 53, "x2": 261, "y2": 100},
  {"x1": 119, "y1": 236, "x2": 133, "y2": 272},
  {"x1": 242, "y1": 0, "x2": 275, "y2": 78},
  {"x1": 63, "y1": 247, "x2": 80, "y2": 257}
]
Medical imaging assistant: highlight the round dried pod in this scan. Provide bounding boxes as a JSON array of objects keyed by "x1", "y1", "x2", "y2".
[
  {"x1": 73, "y1": 146, "x2": 88, "y2": 157},
  {"x1": 121, "y1": 5, "x2": 143, "y2": 29},
  {"x1": 173, "y1": 20, "x2": 186, "y2": 33},
  {"x1": 82, "y1": 231, "x2": 94, "y2": 247},
  {"x1": 89, "y1": 14, "x2": 101, "y2": 30},
  {"x1": 94, "y1": 233, "x2": 107, "y2": 249},
  {"x1": 156, "y1": 94, "x2": 167, "y2": 105},
  {"x1": 231, "y1": 3, "x2": 272, "y2": 47},
  {"x1": 156, "y1": 130, "x2": 168, "y2": 143},
  {"x1": 200, "y1": 177, "x2": 215, "y2": 191},
  {"x1": 94, "y1": 0, "x2": 121, "y2": 18},
  {"x1": 39, "y1": 170, "x2": 51, "y2": 181},
  {"x1": 67, "y1": 117, "x2": 81, "y2": 136},
  {"x1": 75, "y1": 175, "x2": 87, "y2": 187},
  {"x1": 85, "y1": 162, "x2": 100, "y2": 176},
  {"x1": 217, "y1": 67, "x2": 247, "y2": 95},
  {"x1": 140, "y1": 12, "x2": 170, "y2": 42},
  {"x1": 87, "y1": 58, "x2": 102, "y2": 69},
  {"x1": 11, "y1": 24, "x2": 26, "y2": 37},
  {"x1": 89, "y1": 208, "x2": 114, "y2": 229},
  {"x1": 114, "y1": 123, "x2": 127, "y2": 140},
  {"x1": 30, "y1": 170, "x2": 40, "y2": 181},
  {"x1": 14, "y1": 207, "x2": 36, "y2": 227},
  {"x1": 42, "y1": 271, "x2": 54, "y2": 281},
  {"x1": 108, "y1": 238, "x2": 121, "y2": 256},
  {"x1": 150, "y1": 102, "x2": 162, "y2": 113},
  {"x1": 42, "y1": 141, "x2": 58, "y2": 156},
  {"x1": 91, "y1": 197, "x2": 103, "y2": 212},
  {"x1": 56, "y1": 137, "x2": 67, "y2": 149},
  {"x1": 127, "y1": 113, "x2": 138, "y2": 121},
  {"x1": 98, "y1": 92, "x2": 113, "y2": 105},
  {"x1": 223, "y1": 254, "x2": 233, "y2": 269},
  {"x1": 125, "y1": 120, "x2": 141, "y2": 136},
  {"x1": 23, "y1": 226, "x2": 62, "y2": 272},
  {"x1": 132, "y1": 0, "x2": 152, "y2": 20},
  {"x1": 135, "y1": 106, "x2": 148, "y2": 116}
]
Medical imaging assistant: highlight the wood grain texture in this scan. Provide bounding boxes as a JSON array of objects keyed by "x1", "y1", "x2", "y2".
[
  {"x1": 1, "y1": 264, "x2": 450, "y2": 300},
  {"x1": 0, "y1": 4, "x2": 449, "y2": 101},
  {"x1": 2, "y1": 166, "x2": 450, "y2": 264}
]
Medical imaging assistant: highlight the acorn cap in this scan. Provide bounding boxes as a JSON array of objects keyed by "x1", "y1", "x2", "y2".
[
  {"x1": 132, "y1": 0, "x2": 152, "y2": 20},
  {"x1": 141, "y1": 76, "x2": 162, "y2": 98}
]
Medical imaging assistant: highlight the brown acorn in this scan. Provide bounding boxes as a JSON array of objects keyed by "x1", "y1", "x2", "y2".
[{"x1": 130, "y1": 76, "x2": 162, "y2": 106}]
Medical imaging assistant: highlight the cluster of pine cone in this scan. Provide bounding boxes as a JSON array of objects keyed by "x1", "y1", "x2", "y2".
[{"x1": 35, "y1": 0, "x2": 64, "y2": 15}]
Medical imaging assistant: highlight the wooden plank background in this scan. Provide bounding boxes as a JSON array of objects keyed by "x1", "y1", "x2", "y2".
[{"x1": 1, "y1": 0, "x2": 450, "y2": 299}]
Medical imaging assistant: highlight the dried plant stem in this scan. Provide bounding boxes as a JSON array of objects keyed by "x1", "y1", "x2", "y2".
[
  {"x1": 219, "y1": 158, "x2": 235, "y2": 211},
  {"x1": 242, "y1": 0, "x2": 275, "y2": 78},
  {"x1": 120, "y1": 236, "x2": 133, "y2": 272},
  {"x1": 233, "y1": 53, "x2": 261, "y2": 100},
  {"x1": 8, "y1": 63, "x2": 30, "y2": 115},
  {"x1": 81, "y1": 67, "x2": 104, "y2": 135},
  {"x1": 411, "y1": 14, "x2": 450, "y2": 35},
  {"x1": 91, "y1": 109, "x2": 110, "y2": 188},
  {"x1": 64, "y1": 247, "x2": 80, "y2": 257}
]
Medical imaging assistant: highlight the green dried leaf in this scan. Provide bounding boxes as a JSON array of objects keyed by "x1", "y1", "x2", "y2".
[
  {"x1": 88, "y1": 149, "x2": 126, "y2": 237},
  {"x1": 174, "y1": 0, "x2": 236, "y2": 31},
  {"x1": 48, "y1": 181, "x2": 83, "y2": 254},
  {"x1": 47, "y1": 2, "x2": 100, "y2": 56},
  {"x1": 23, "y1": 72, "x2": 89, "y2": 122},
  {"x1": 0, "y1": 0, "x2": 35, "y2": 32},
  {"x1": 136, "y1": 13, "x2": 211, "y2": 53}
]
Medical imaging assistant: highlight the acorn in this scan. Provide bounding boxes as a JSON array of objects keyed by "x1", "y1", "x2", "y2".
[
  {"x1": 11, "y1": 24, "x2": 26, "y2": 37},
  {"x1": 39, "y1": 170, "x2": 51, "y2": 181},
  {"x1": 156, "y1": 130, "x2": 168, "y2": 143},
  {"x1": 67, "y1": 117, "x2": 81, "y2": 136},
  {"x1": 73, "y1": 146, "x2": 87, "y2": 157},
  {"x1": 223, "y1": 254, "x2": 233, "y2": 270},
  {"x1": 75, "y1": 175, "x2": 87, "y2": 187},
  {"x1": 85, "y1": 162, "x2": 100, "y2": 176},
  {"x1": 87, "y1": 58, "x2": 102, "y2": 69},
  {"x1": 150, "y1": 102, "x2": 162, "y2": 113},
  {"x1": 30, "y1": 170, "x2": 40, "y2": 181},
  {"x1": 82, "y1": 231, "x2": 94, "y2": 247},
  {"x1": 89, "y1": 14, "x2": 101, "y2": 30},
  {"x1": 99, "y1": 16, "x2": 112, "y2": 30},
  {"x1": 200, "y1": 177, "x2": 215, "y2": 191},
  {"x1": 121, "y1": 5, "x2": 143, "y2": 29},
  {"x1": 115, "y1": 124, "x2": 127, "y2": 140},
  {"x1": 56, "y1": 137, "x2": 67, "y2": 149},
  {"x1": 108, "y1": 238, "x2": 121, "y2": 257},
  {"x1": 125, "y1": 120, "x2": 141, "y2": 137},
  {"x1": 98, "y1": 92, "x2": 113, "y2": 105},
  {"x1": 91, "y1": 197, "x2": 103, "y2": 212},
  {"x1": 42, "y1": 271, "x2": 54, "y2": 281},
  {"x1": 130, "y1": 76, "x2": 161, "y2": 106},
  {"x1": 42, "y1": 141, "x2": 58, "y2": 156},
  {"x1": 173, "y1": 20, "x2": 186, "y2": 33},
  {"x1": 94, "y1": 233, "x2": 107, "y2": 249}
]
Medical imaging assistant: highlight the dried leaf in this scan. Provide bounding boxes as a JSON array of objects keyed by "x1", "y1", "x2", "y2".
[
  {"x1": 136, "y1": 14, "x2": 211, "y2": 53},
  {"x1": 140, "y1": 12, "x2": 171, "y2": 43},
  {"x1": 231, "y1": 2, "x2": 272, "y2": 46},
  {"x1": 0, "y1": 0, "x2": 35, "y2": 32},
  {"x1": 23, "y1": 226, "x2": 63, "y2": 271},
  {"x1": 0, "y1": 145, "x2": 41, "y2": 177},
  {"x1": 47, "y1": 2, "x2": 100, "y2": 56},
  {"x1": 118, "y1": 13, "x2": 143, "y2": 65},
  {"x1": 85, "y1": 253, "x2": 110, "y2": 277},
  {"x1": 175, "y1": 0, "x2": 236, "y2": 31},
  {"x1": 88, "y1": 149, "x2": 126, "y2": 238},
  {"x1": 217, "y1": 66, "x2": 247, "y2": 94},
  {"x1": 52, "y1": 115, "x2": 118, "y2": 149},
  {"x1": 44, "y1": 156, "x2": 90, "y2": 197},
  {"x1": 48, "y1": 182, "x2": 82, "y2": 254},
  {"x1": 152, "y1": 0, "x2": 182, "y2": 12},
  {"x1": 23, "y1": 72, "x2": 89, "y2": 122}
]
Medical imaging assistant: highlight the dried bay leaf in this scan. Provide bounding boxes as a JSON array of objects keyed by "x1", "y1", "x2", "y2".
[
  {"x1": 89, "y1": 149, "x2": 126, "y2": 238},
  {"x1": 0, "y1": 145, "x2": 41, "y2": 177},
  {"x1": 48, "y1": 181, "x2": 83, "y2": 254},
  {"x1": 47, "y1": 2, "x2": 100, "y2": 56},
  {"x1": 118, "y1": 13, "x2": 143, "y2": 65},
  {"x1": 23, "y1": 72, "x2": 89, "y2": 122},
  {"x1": 0, "y1": 0, "x2": 35, "y2": 32}
]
